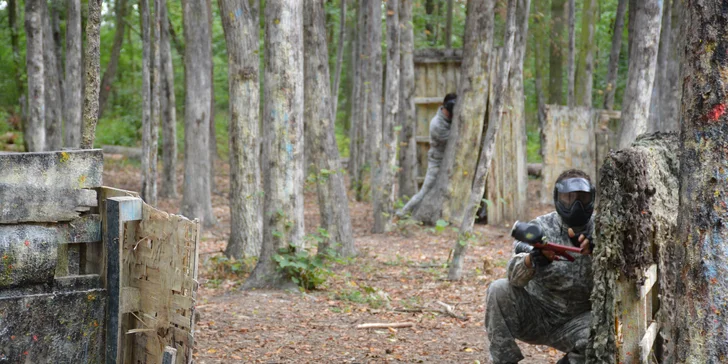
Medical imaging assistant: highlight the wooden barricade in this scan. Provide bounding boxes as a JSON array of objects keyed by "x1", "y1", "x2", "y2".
[{"x1": 0, "y1": 150, "x2": 200, "y2": 364}]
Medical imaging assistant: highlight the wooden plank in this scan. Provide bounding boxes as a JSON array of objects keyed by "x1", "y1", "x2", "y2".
[
  {"x1": 640, "y1": 321, "x2": 660, "y2": 363},
  {"x1": 0, "y1": 149, "x2": 103, "y2": 223},
  {"x1": 0, "y1": 289, "x2": 106, "y2": 363},
  {"x1": 0, "y1": 224, "x2": 60, "y2": 288},
  {"x1": 70, "y1": 214, "x2": 103, "y2": 243},
  {"x1": 121, "y1": 286, "x2": 141, "y2": 313},
  {"x1": 639, "y1": 264, "x2": 658, "y2": 299},
  {"x1": 414, "y1": 96, "x2": 443, "y2": 104},
  {"x1": 104, "y1": 196, "x2": 143, "y2": 364}
]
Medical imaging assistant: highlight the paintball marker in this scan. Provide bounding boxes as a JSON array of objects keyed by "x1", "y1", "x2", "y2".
[{"x1": 510, "y1": 221, "x2": 583, "y2": 262}]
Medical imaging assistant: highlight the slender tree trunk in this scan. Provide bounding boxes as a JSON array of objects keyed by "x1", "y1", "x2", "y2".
[
  {"x1": 603, "y1": 0, "x2": 627, "y2": 110},
  {"x1": 140, "y1": 0, "x2": 160, "y2": 205},
  {"x1": 628, "y1": 0, "x2": 636, "y2": 58},
  {"x1": 670, "y1": 2, "x2": 728, "y2": 358},
  {"x1": 244, "y1": 0, "x2": 304, "y2": 290},
  {"x1": 412, "y1": 0, "x2": 495, "y2": 225},
  {"x1": 181, "y1": 0, "x2": 217, "y2": 227},
  {"x1": 208, "y1": 0, "x2": 218, "y2": 194},
  {"x1": 449, "y1": 0, "x2": 519, "y2": 280},
  {"x1": 549, "y1": 0, "x2": 566, "y2": 105},
  {"x1": 25, "y1": 0, "x2": 46, "y2": 152},
  {"x1": 151, "y1": 0, "x2": 161, "y2": 204},
  {"x1": 348, "y1": 3, "x2": 363, "y2": 193},
  {"x1": 648, "y1": 0, "x2": 671, "y2": 133},
  {"x1": 445, "y1": 0, "x2": 453, "y2": 48},
  {"x1": 219, "y1": 0, "x2": 262, "y2": 259},
  {"x1": 80, "y1": 0, "x2": 102, "y2": 149},
  {"x1": 159, "y1": 0, "x2": 178, "y2": 199},
  {"x1": 331, "y1": 0, "x2": 346, "y2": 120},
  {"x1": 303, "y1": 0, "x2": 356, "y2": 255},
  {"x1": 50, "y1": 0, "x2": 63, "y2": 98},
  {"x1": 661, "y1": 0, "x2": 681, "y2": 133},
  {"x1": 567, "y1": 0, "x2": 575, "y2": 108},
  {"x1": 64, "y1": 0, "x2": 82, "y2": 148},
  {"x1": 98, "y1": 0, "x2": 127, "y2": 119},
  {"x1": 616, "y1": 0, "x2": 662, "y2": 150},
  {"x1": 372, "y1": 0, "x2": 399, "y2": 233},
  {"x1": 576, "y1": 0, "x2": 598, "y2": 107},
  {"x1": 42, "y1": 0, "x2": 63, "y2": 151},
  {"x1": 10, "y1": 0, "x2": 24, "y2": 104},
  {"x1": 534, "y1": 0, "x2": 548, "y2": 158},
  {"x1": 398, "y1": 0, "x2": 417, "y2": 200}
]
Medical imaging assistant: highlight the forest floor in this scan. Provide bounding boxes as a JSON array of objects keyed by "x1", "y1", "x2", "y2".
[{"x1": 103, "y1": 156, "x2": 562, "y2": 364}]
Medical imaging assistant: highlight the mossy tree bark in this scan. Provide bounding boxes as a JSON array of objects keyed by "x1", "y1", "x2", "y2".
[
  {"x1": 244, "y1": 0, "x2": 304, "y2": 289},
  {"x1": 410, "y1": 0, "x2": 495, "y2": 225},
  {"x1": 303, "y1": 0, "x2": 355, "y2": 256},
  {"x1": 219, "y1": 0, "x2": 262, "y2": 259}
]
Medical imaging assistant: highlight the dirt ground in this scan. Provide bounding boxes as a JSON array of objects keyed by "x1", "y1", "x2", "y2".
[{"x1": 103, "y1": 157, "x2": 564, "y2": 363}]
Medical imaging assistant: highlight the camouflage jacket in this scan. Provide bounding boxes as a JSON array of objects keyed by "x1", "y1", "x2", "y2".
[
  {"x1": 506, "y1": 212, "x2": 594, "y2": 317},
  {"x1": 428, "y1": 108, "x2": 451, "y2": 162}
]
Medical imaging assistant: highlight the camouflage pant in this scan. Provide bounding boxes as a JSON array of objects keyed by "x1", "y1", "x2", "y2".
[{"x1": 485, "y1": 279, "x2": 590, "y2": 364}]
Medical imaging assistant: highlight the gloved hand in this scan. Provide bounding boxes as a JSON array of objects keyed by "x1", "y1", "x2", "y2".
[
  {"x1": 568, "y1": 228, "x2": 594, "y2": 255},
  {"x1": 530, "y1": 249, "x2": 553, "y2": 268}
]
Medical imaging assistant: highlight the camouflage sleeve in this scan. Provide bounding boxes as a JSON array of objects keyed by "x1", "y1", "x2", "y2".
[{"x1": 506, "y1": 251, "x2": 535, "y2": 287}]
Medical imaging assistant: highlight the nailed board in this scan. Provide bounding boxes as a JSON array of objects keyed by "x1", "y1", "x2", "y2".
[
  {"x1": 0, "y1": 216, "x2": 102, "y2": 288},
  {"x1": 0, "y1": 289, "x2": 106, "y2": 363},
  {"x1": 122, "y1": 203, "x2": 200, "y2": 364},
  {"x1": 0, "y1": 149, "x2": 103, "y2": 223}
]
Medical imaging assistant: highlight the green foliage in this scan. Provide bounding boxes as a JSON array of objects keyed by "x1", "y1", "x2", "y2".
[
  {"x1": 207, "y1": 255, "x2": 257, "y2": 281},
  {"x1": 333, "y1": 283, "x2": 389, "y2": 309},
  {"x1": 272, "y1": 241, "x2": 342, "y2": 291}
]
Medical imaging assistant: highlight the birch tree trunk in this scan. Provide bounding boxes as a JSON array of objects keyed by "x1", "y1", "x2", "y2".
[
  {"x1": 159, "y1": 0, "x2": 177, "y2": 199},
  {"x1": 64, "y1": 0, "x2": 83, "y2": 148},
  {"x1": 549, "y1": 0, "x2": 566, "y2": 105},
  {"x1": 98, "y1": 0, "x2": 127, "y2": 119},
  {"x1": 372, "y1": 0, "x2": 399, "y2": 233},
  {"x1": 648, "y1": 0, "x2": 670, "y2": 133},
  {"x1": 24, "y1": 0, "x2": 46, "y2": 152},
  {"x1": 412, "y1": 0, "x2": 495, "y2": 225},
  {"x1": 80, "y1": 0, "x2": 102, "y2": 149},
  {"x1": 567, "y1": 0, "x2": 575, "y2": 108},
  {"x1": 219, "y1": 0, "x2": 262, "y2": 259},
  {"x1": 670, "y1": 2, "x2": 728, "y2": 358},
  {"x1": 244, "y1": 0, "x2": 304, "y2": 289},
  {"x1": 331, "y1": 0, "x2": 346, "y2": 120},
  {"x1": 603, "y1": 0, "x2": 627, "y2": 110},
  {"x1": 303, "y1": 0, "x2": 355, "y2": 255},
  {"x1": 398, "y1": 0, "x2": 418, "y2": 200},
  {"x1": 361, "y1": 0, "x2": 383, "y2": 201},
  {"x1": 575, "y1": 0, "x2": 598, "y2": 107},
  {"x1": 616, "y1": 0, "x2": 662, "y2": 150},
  {"x1": 42, "y1": 0, "x2": 63, "y2": 151},
  {"x1": 449, "y1": 0, "x2": 519, "y2": 281},
  {"x1": 181, "y1": 0, "x2": 217, "y2": 227}
]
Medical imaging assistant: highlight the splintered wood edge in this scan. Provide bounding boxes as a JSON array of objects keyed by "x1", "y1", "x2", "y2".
[
  {"x1": 640, "y1": 321, "x2": 660, "y2": 363},
  {"x1": 639, "y1": 264, "x2": 658, "y2": 299}
]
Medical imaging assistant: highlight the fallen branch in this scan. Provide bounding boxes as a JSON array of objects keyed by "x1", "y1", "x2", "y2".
[
  {"x1": 435, "y1": 301, "x2": 469, "y2": 321},
  {"x1": 356, "y1": 322, "x2": 414, "y2": 329}
]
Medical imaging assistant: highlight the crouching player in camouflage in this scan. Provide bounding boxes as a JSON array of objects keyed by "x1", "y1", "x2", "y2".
[{"x1": 485, "y1": 169, "x2": 596, "y2": 364}]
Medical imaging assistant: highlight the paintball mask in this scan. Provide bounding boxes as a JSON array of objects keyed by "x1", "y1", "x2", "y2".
[
  {"x1": 444, "y1": 97, "x2": 456, "y2": 116},
  {"x1": 553, "y1": 177, "x2": 595, "y2": 227}
]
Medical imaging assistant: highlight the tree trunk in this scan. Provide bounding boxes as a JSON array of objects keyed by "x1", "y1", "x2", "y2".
[
  {"x1": 616, "y1": 0, "x2": 662, "y2": 150},
  {"x1": 9, "y1": 0, "x2": 24, "y2": 105},
  {"x1": 358, "y1": 0, "x2": 382, "y2": 202},
  {"x1": 449, "y1": 0, "x2": 519, "y2": 281},
  {"x1": 24, "y1": 0, "x2": 46, "y2": 152},
  {"x1": 303, "y1": 0, "x2": 356, "y2": 255},
  {"x1": 648, "y1": 0, "x2": 670, "y2": 133},
  {"x1": 159, "y1": 0, "x2": 178, "y2": 199},
  {"x1": 603, "y1": 0, "x2": 627, "y2": 110},
  {"x1": 661, "y1": 0, "x2": 681, "y2": 133},
  {"x1": 549, "y1": 0, "x2": 566, "y2": 105},
  {"x1": 398, "y1": 0, "x2": 417, "y2": 200},
  {"x1": 50, "y1": 0, "x2": 63, "y2": 98},
  {"x1": 98, "y1": 0, "x2": 127, "y2": 119},
  {"x1": 181, "y1": 0, "x2": 217, "y2": 227},
  {"x1": 244, "y1": 0, "x2": 304, "y2": 289},
  {"x1": 534, "y1": 0, "x2": 548, "y2": 158},
  {"x1": 64, "y1": 0, "x2": 83, "y2": 148},
  {"x1": 42, "y1": 0, "x2": 63, "y2": 151},
  {"x1": 445, "y1": 0, "x2": 453, "y2": 48},
  {"x1": 669, "y1": 2, "x2": 728, "y2": 359},
  {"x1": 411, "y1": 0, "x2": 495, "y2": 225},
  {"x1": 219, "y1": 0, "x2": 262, "y2": 259},
  {"x1": 348, "y1": 2, "x2": 363, "y2": 194},
  {"x1": 567, "y1": 0, "x2": 575, "y2": 108},
  {"x1": 372, "y1": 0, "x2": 399, "y2": 233},
  {"x1": 628, "y1": 0, "x2": 636, "y2": 58},
  {"x1": 330, "y1": 0, "x2": 346, "y2": 120},
  {"x1": 140, "y1": 0, "x2": 160, "y2": 205},
  {"x1": 80, "y1": 0, "x2": 102, "y2": 149},
  {"x1": 576, "y1": 0, "x2": 598, "y2": 107},
  {"x1": 208, "y1": 0, "x2": 217, "y2": 195},
  {"x1": 150, "y1": 0, "x2": 161, "y2": 204}
]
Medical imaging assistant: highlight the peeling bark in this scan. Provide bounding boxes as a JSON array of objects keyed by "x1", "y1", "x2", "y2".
[
  {"x1": 398, "y1": 0, "x2": 418, "y2": 200},
  {"x1": 181, "y1": 0, "x2": 216, "y2": 227},
  {"x1": 64, "y1": 0, "x2": 83, "y2": 148},
  {"x1": 219, "y1": 0, "x2": 262, "y2": 259},
  {"x1": 244, "y1": 0, "x2": 304, "y2": 289}
]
